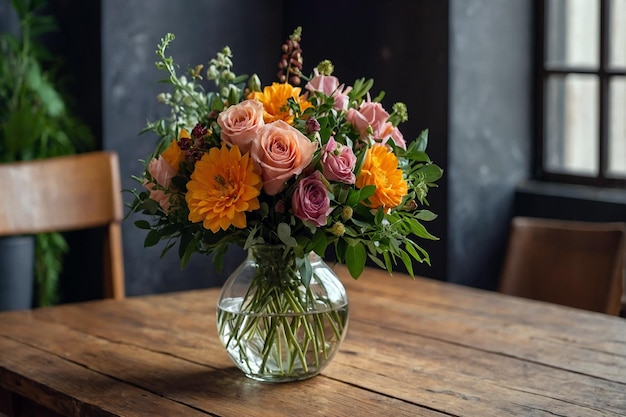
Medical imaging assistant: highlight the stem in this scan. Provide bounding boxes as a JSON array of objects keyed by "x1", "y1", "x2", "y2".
[{"x1": 219, "y1": 245, "x2": 348, "y2": 380}]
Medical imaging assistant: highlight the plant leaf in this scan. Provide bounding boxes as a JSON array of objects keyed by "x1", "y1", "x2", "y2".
[
  {"x1": 277, "y1": 222, "x2": 298, "y2": 247},
  {"x1": 346, "y1": 242, "x2": 366, "y2": 278}
]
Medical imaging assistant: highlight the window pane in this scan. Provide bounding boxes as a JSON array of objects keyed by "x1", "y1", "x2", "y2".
[
  {"x1": 608, "y1": 77, "x2": 626, "y2": 176},
  {"x1": 545, "y1": 75, "x2": 599, "y2": 175},
  {"x1": 609, "y1": 0, "x2": 626, "y2": 68},
  {"x1": 546, "y1": 0, "x2": 599, "y2": 68}
]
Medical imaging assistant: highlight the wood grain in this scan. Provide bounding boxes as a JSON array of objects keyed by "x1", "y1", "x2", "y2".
[{"x1": 1, "y1": 266, "x2": 625, "y2": 416}]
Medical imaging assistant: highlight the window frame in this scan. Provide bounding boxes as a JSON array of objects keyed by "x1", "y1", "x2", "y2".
[{"x1": 535, "y1": 0, "x2": 626, "y2": 188}]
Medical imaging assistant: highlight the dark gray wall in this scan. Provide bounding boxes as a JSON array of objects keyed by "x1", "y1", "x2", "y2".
[
  {"x1": 102, "y1": 0, "x2": 283, "y2": 296},
  {"x1": 0, "y1": 0, "x2": 18, "y2": 36},
  {"x1": 448, "y1": 0, "x2": 533, "y2": 290}
]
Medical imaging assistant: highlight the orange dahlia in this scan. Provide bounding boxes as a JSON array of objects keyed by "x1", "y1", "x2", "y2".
[
  {"x1": 356, "y1": 145, "x2": 408, "y2": 210},
  {"x1": 248, "y1": 82, "x2": 313, "y2": 124},
  {"x1": 186, "y1": 145, "x2": 262, "y2": 233}
]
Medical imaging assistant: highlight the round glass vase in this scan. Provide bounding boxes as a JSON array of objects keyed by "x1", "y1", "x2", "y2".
[{"x1": 216, "y1": 245, "x2": 349, "y2": 382}]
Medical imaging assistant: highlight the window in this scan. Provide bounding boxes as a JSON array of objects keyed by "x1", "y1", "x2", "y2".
[{"x1": 537, "y1": 0, "x2": 625, "y2": 187}]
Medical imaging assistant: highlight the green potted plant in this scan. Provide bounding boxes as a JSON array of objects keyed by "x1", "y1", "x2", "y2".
[{"x1": 0, "y1": 0, "x2": 94, "y2": 309}]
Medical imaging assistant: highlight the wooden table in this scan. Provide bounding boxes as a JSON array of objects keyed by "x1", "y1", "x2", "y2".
[{"x1": 1, "y1": 265, "x2": 625, "y2": 417}]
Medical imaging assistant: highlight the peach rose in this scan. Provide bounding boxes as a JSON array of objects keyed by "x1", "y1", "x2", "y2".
[
  {"x1": 144, "y1": 156, "x2": 179, "y2": 212},
  {"x1": 217, "y1": 100, "x2": 265, "y2": 154},
  {"x1": 251, "y1": 120, "x2": 317, "y2": 195}
]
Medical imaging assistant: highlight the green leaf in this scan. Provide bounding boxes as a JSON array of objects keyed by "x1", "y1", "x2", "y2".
[
  {"x1": 418, "y1": 164, "x2": 443, "y2": 183},
  {"x1": 407, "y1": 219, "x2": 439, "y2": 240},
  {"x1": 4, "y1": 105, "x2": 43, "y2": 155},
  {"x1": 353, "y1": 146, "x2": 369, "y2": 177},
  {"x1": 178, "y1": 231, "x2": 193, "y2": 259},
  {"x1": 374, "y1": 207, "x2": 385, "y2": 226},
  {"x1": 416, "y1": 210, "x2": 438, "y2": 221},
  {"x1": 405, "y1": 241, "x2": 422, "y2": 263},
  {"x1": 311, "y1": 230, "x2": 328, "y2": 257},
  {"x1": 36, "y1": 77, "x2": 65, "y2": 117},
  {"x1": 414, "y1": 129, "x2": 429, "y2": 152},
  {"x1": 137, "y1": 198, "x2": 159, "y2": 215},
  {"x1": 345, "y1": 189, "x2": 361, "y2": 206},
  {"x1": 159, "y1": 241, "x2": 176, "y2": 258},
  {"x1": 400, "y1": 250, "x2": 414, "y2": 277},
  {"x1": 335, "y1": 239, "x2": 347, "y2": 264},
  {"x1": 346, "y1": 242, "x2": 366, "y2": 278},
  {"x1": 296, "y1": 256, "x2": 313, "y2": 287},
  {"x1": 212, "y1": 244, "x2": 227, "y2": 272},
  {"x1": 144, "y1": 230, "x2": 161, "y2": 247},
  {"x1": 335, "y1": 186, "x2": 350, "y2": 204},
  {"x1": 243, "y1": 225, "x2": 262, "y2": 249},
  {"x1": 350, "y1": 218, "x2": 372, "y2": 231},
  {"x1": 367, "y1": 253, "x2": 386, "y2": 270},
  {"x1": 180, "y1": 235, "x2": 198, "y2": 268},
  {"x1": 277, "y1": 222, "x2": 298, "y2": 247},
  {"x1": 134, "y1": 220, "x2": 151, "y2": 230},
  {"x1": 405, "y1": 150, "x2": 431, "y2": 163},
  {"x1": 359, "y1": 185, "x2": 377, "y2": 203},
  {"x1": 383, "y1": 250, "x2": 393, "y2": 273}
]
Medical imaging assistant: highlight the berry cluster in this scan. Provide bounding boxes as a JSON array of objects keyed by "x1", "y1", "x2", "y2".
[{"x1": 178, "y1": 123, "x2": 210, "y2": 164}]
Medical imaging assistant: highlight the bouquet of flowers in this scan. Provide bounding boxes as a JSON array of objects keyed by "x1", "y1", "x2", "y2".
[
  {"x1": 129, "y1": 27, "x2": 442, "y2": 381},
  {"x1": 131, "y1": 27, "x2": 441, "y2": 278}
]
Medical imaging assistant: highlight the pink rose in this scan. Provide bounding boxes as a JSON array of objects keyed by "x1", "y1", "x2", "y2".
[
  {"x1": 332, "y1": 92, "x2": 350, "y2": 112},
  {"x1": 346, "y1": 101, "x2": 389, "y2": 136},
  {"x1": 217, "y1": 99, "x2": 265, "y2": 154},
  {"x1": 321, "y1": 137, "x2": 357, "y2": 184},
  {"x1": 251, "y1": 120, "x2": 317, "y2": 195},
  {"x1": 143, "y1": 156, "x2": 178, "y2": 212},
  {"x1": 346, "y1": 99, "x2": 406, "y2": 150},
  {"x1": 389, "y1": 127, "x2": 406, "y2": 149},
  {"x1": 292, "y1": 171, "x2": 333, "y2": 227},
  {"x1": 305, "y1": 69, "x2": 352, "y2": 111}
]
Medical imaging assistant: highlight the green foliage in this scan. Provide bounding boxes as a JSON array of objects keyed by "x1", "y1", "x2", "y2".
[
  {"x1": 34, "y1": 232, "x2": 67, "y2": 306},
  {"x1": 0, "y1": 0, "x2": 95, "y2": 306}
]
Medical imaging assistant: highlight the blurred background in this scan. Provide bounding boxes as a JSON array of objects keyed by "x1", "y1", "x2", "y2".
[{"x1": 1, "y1": 0, "x2": 624, "y2": 303}]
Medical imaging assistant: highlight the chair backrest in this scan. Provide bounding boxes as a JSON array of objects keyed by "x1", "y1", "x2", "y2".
[
  {"x1": 0, "y1": 151, "x2": 125, "y2": 300},
  {"x1": 498, "y1": 216, "x2": 625, "y2": 315}
]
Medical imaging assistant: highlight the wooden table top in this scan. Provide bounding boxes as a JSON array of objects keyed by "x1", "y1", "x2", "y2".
[{"x1": 1, "y1": 265, "x2": 625, "y2": 417}]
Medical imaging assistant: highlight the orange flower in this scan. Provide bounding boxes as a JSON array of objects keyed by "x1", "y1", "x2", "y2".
[
  {"x1": 248, "y1": 82, "x2": 313, "y2": 124},
  {"x1": 161, "y1": 129, "x2": 187, "y2": 171},
  {"x1": 186, "y1": 145, "x2": 262, "y2": 233},
  {"x1": 356, "y1": 145, "x2": 408, "y2": 210}
]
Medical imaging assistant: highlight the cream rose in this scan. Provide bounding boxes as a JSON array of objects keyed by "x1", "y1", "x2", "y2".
[
  {"x1": 251, "y1": 120, "x2": 317, "y2": 195},
  {"x1": 217, "y1": 99, "x2": 265, "y2": 154}
]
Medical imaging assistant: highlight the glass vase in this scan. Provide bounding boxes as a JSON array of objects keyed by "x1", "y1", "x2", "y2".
[{"x1": 216, "y1": 245, "x2": 349, "y2": 382}]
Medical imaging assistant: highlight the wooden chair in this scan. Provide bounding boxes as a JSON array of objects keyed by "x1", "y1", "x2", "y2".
[
  {"x1": 498, "y1": 216, "x2": 625, "y2": 315},
  {"x1": 0, "y1": 151, "x2": 125, "y2": 300}
]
